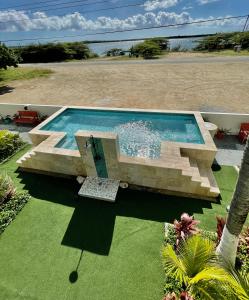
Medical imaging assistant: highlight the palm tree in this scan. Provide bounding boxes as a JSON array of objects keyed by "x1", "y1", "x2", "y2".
[
  {"x1": 217, "y1": 138, "x2": 249, "y2": 265},
  {"x1": 162, "y1": 235, "x2": 229, "y2": 299},
  {"x1": 191, "y1": 261, "x2": 249, "y2": 300},
  {"x1": 162, "y1": 235, "x2": 248, "y2": 299}
]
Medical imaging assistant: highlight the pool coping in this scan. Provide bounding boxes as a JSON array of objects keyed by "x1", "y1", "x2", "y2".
[{"x1": 29, "y1": 106, "x2": 217, "y2": 161}]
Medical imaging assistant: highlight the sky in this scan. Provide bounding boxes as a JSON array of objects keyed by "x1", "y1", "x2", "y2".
[{"x1": 0, "y1": 0, "x2": 248, "y2": 45}]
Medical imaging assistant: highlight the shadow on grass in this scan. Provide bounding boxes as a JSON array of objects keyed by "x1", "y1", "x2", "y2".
[
  {"x1": 17, "y1": 170, "x2": 216, "y2": 283},
  {"x1": 17, "y1": 170, "x2": 213, "y2": 256},
  {"x1": 0, "y1": 85, "x2": 14, "y2": 95}
]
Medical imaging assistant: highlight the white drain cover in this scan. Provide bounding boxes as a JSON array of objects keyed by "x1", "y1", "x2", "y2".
[{"x1": 78, "y1": 177, "x2": 120, "y2": 202}]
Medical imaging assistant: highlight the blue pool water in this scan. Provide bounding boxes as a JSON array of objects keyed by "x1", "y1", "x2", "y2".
[{"x1": 41, "y1": 108, "x2": 204, "y2": 159}]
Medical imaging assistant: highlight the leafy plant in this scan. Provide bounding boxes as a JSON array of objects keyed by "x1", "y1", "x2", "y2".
[
  {"x1": 173, "y1": 213, "x2": 199, "y2": 248},
  {"x1": 0, "y1": 130, "x2": 24, "y2": 162},
  {"x1": 131, "y1": 41, "x2": 161, "y2": 59},
  {"x1": 237, "y1": 227, "x2": 249, "y2": 273},
  {"x1": 0, "y1": 191, "x2": 30, "y2": 234},
  {"x1": 0, "y1": 173, "x2": 16, "y2": 205},
  {"x1": 0, "y1": 43, "x2": 19, "y2": 70},
  {"x1": 162, "y1": 235, "x2": 221, "y2": 299},
  {"x1": 164, "y1": 272, "x2": 182, "y2": 295}
]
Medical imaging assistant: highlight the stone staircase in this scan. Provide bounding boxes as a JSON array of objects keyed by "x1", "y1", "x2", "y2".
[
  {"x1": 16, "y1": 150, "x2": 36, "y2": 167},
  {"x1": 160, "y1": 143, "x2": 219, "y2": 198}
]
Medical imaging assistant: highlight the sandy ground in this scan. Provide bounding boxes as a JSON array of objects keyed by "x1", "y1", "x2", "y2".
[{"x1": 1, "y1": 57, "x2": 249, "y2": 113}]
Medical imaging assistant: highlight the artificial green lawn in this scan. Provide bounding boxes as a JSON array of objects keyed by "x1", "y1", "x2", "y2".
[{"x1": 0, "y1": 146, "x2": 238, "y2": 300}]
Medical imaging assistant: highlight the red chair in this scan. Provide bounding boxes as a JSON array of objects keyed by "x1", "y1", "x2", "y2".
[
  {"x1": 14, "y1": 111, "x2": 40, "y2": 126},
  {"x1": 238, "y1": 123, "x2": 249, "y2": 144}
]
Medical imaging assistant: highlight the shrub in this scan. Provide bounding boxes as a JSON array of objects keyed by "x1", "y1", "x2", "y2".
[
  {"x1": 0, "y1": 173, "x2": 16, "y2": 205},
  {"x1": 237, "y1": 227, "x2": 249, "y2": 273},
  {"x1": 164, "y1": 273, "x2": 182, "y2": 295},
  {"x1": 0, "y1": 191, "x2": 30, "y2": 234},
  {"x1": 0, "y1": 43, "x2": 19, "y2": 70},
  {"x1": 131, "y1": 41, "x2": 161, "y2": 59},
  {"x1": 148, "y1": 37, "x2": 169, "y2": 51},
  {"x1": 16, "y1": 42, "x2": 95, "y2": 63},
  {"x1": 0, "y1": 130, "x2": 24, "y2": 162},
  {"x1": 194, "y1": 32, "x2": 249, "y2": 51}
]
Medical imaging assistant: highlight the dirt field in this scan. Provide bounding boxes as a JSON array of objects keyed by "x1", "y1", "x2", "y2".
[{"x1": 1, "y1": 57, "x2": 249, "y2": 113}]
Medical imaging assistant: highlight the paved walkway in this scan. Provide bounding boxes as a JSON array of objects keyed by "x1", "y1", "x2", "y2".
[{"x1": 214, "y1": 135, "x2": 245, "y2": 167}]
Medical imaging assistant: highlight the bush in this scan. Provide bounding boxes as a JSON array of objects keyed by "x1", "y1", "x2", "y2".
[
  {"x1": 0, "y1": 43, "x2": 19, "y2": 70},
  {"x1": 0, "y1": 173, "x2": 16, "y2": 205},
  {"x1": 194, "y1": 32, "x2": 249, "y2": 52},
  {"x1": 16, "y1": 42, "x2": 96, "y2": 63},
  {"x1": 132, "y1": 41, "x2": 161, "y2": 59},
  {"x1": 0, "y1": 130, "x2": 24, "y2": 163},
  {"x1": 0, "y1": 191, "x2": 30, "y2": 234},
  {"x1": 148, "y1": 37, "x2": 169, "y2": 51}
]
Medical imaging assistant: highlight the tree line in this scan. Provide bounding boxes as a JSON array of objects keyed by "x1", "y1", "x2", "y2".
[
  {"x1": 194, "y1": 31, "x2": 249, "y2": 51},
  {"x1": 0, "y1": 41, "x2": 98, "y2": 68}
]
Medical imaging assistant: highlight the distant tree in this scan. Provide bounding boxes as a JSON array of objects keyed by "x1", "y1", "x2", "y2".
[
  {"x1": 16, "y1": 42, "x2": 94, "y2": 63},
  {"x1": 64, "y1": 42, "x2": 91, "y2": 59},
  {"x1": 148, "y1": 37, "x2": 169, "y2": 51},
  {"x1": 132, "y1": 41, "x2": 161, "y2": 59},
  {"x1": 194, "y1": 32, "x2": 238, "y2": 51},
  {"x1": 0, "y1": 43, "x2": 19, "y2": 69}
]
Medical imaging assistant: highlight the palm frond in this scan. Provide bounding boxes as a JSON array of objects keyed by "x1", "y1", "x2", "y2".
[
  {"x1": 179, "y1": 235, "x2": 216, "y2": 278},
  {"x1": 162, "y1": 244, "x2": 187, "y2": 285}
]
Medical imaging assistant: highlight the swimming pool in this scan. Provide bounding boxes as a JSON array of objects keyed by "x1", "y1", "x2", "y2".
[{"x1": 41, "y1": 108, "x2": 204, "y2": 159}]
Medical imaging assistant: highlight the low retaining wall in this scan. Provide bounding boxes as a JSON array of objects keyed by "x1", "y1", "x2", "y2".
[
  {"x1": 0, "y1": 103, "x2": 249, "y2": 135},
  {"x1": 202, "y1": 112, "x2": 249, "y2": 135},
  {"x1": 0, "y1": 103, "x2": 61, "y2": 117}
]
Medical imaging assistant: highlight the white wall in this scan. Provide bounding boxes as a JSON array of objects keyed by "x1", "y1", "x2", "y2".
[
  {"x1": 201, "y1": 112, "x2": 249, "y2": 134},
  {"x1": 0, "y1": 103, "x2": 61, "y2": 117},
  {"x1": 0, "y1": 103, "x2": 248, "y2": 134}
]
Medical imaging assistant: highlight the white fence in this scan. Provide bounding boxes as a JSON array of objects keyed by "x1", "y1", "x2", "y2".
[{"x1": 0, "y1": 103, "x2": 249, "y2": 134}]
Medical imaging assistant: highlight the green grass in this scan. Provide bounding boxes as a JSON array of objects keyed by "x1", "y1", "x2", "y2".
[
  {"x1": 199, "y1": 50, "x2": 249, "y2": 56},
  {"x1": 0, "y1": 147, "x2": 239, "y2": 300},
  {"x1": 0, "y1": 67, "x2": 52, "y2": 85}
]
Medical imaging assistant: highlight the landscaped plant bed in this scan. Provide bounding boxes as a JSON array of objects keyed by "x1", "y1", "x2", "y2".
[
  {"x1": 162, "y1": 214, "x2": 249, "y2": 300},
  {"x1": 0, "y1": 130, "x2": 25, "y2": 163},
  {"x1": 0, "y1": 173, "x2": 30, "y2": 234}
]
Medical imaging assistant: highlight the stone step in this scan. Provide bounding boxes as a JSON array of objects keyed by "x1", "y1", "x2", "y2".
[
  {"x1": 78, "y1": 177, "x2": 120, "y2": 202},
  {"x1": 17, "y1": 150, "x2": 36, "y2": 165}
]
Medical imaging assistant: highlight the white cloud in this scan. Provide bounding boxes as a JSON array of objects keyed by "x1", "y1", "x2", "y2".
[
  {"x1": 0, "y1": 10, "x2": 191, "y2": 32},
  {"x1": 0, "y1": 9, "x2": 243, "y2": 33},
  {"x1": 182, "y1": 6, "x2": 193, "y2": 10},
  {"x1": 143, "y1": 0, "x2": 178, "y2": 11},
  {"x1": 197, "y1": 0, "x2": 220, "y2": 5}
]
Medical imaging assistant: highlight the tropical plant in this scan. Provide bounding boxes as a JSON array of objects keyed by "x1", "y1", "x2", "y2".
[
  {"x1": 162, "y1": 235, "x2": 218, "y2": 299},
  {"x1": 0, "y1": 130, "x2": 24, "y2": 162},
  {"x1": 0, "y1": 43, "x2": 19, "y2": 69},
  {"x1": 174, "y1": 213, "x2": 199, "y2": 248},
  {"x1": 217, "y1": 137, "x2": 249, "y2": 265},
  {"x1": 0, "y1": 173, "x2": 16, "y2": 205}
]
